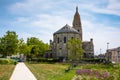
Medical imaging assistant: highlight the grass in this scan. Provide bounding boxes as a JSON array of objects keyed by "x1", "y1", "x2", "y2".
[
  {"x1": 26, "y1": 63, "x2": 120, "y2": 80},
  {"x1": 26, "y1": 63, "x2": 75, "y2": 80},
  {"x1": 0, "y1": 64, "x2": 15, "y2": 80}
]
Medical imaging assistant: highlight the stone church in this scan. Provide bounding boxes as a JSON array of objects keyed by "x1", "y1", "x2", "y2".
[{"x1": 45, "y1": 7, "x2": 94, "y2": 59}]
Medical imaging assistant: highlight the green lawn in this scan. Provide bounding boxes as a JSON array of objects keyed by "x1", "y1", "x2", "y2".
[
  {"x1": 0, "y1": 64, "x2": 15, "y2": 80},
  {"x1": 26, "y1": 63, "x2": 75, "y2": 80},
  {"x1": 26, "y1": 63, "x2": 120, "y2": 80}
]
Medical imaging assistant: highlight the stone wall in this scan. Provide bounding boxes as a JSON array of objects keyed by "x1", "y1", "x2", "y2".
[{"x1": 53, "y1": 33, "x2": 80, "y2": 59}]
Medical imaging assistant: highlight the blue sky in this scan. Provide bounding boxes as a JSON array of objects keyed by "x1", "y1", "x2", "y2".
[{"x1": 0, "y1": 0, "x2": 120, "y2": 55}]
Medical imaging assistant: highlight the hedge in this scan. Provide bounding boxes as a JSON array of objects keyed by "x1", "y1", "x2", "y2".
[
  {"x1": 0, "y1": 58, "x2": 15, "y2": 64},
  {"x1": 28, "y1": 58, "x2": 59, "y2": 63},
  {"x1": 80, "y1": 58, "x2": 106, "y2": 63}
]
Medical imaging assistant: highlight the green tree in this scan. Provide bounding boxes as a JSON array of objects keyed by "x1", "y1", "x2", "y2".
[
  {"x1": 0, "y1": 31, "x2": 19, "y2": 57},
  {"x1": 0, "y1": 38, "x2": 4, "y2": 55},
  {"x1": 67, "y1": 38, "x2": 84, "y2": 61},
  {"x1": 18, "y1": 38, "x2": 30, "y2": 55},
  {"x1": 27, "y1": 37, "x2": 49, "y2": 58},
  {"x1": 27, "y1": 37, "x2": 40, "y2": 45}
]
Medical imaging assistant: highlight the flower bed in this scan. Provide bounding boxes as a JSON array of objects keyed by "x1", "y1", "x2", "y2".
[{"x1": 75, "y1": 69, "x2": 110, "y2": 79}]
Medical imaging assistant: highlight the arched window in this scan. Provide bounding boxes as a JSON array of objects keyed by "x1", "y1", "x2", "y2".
[
  {"x1": 64, "y1": 37, "x2": 66, "y2": 43},
  {"x1": 57, "y1": 37, "x2": 59, "y2": 43}
]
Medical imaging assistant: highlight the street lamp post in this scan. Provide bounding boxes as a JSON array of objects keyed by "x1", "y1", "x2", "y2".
[
  {"x1": 107, "y1": 42, "x2": 109, "y2": 51},
  {"x1": 107, "y1": 42, "x2": 110, "y2": 62},
  {"x1": 100, "y1": 48, "x2": 102, "y2": 54},
  {"x1": 100, "y1": 48, "x2": 102, "y2": 62}
]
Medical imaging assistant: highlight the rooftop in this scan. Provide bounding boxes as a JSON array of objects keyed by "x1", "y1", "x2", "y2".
[{"x1": 54, "y1": 24, "x2": 79, "y2": 35}]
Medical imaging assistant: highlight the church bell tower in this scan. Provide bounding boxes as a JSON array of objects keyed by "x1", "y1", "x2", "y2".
[{"x1": 72, "y1": 6, "x2": 82, "y2": 41}]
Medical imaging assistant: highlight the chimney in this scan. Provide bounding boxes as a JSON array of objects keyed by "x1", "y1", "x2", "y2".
[{"x1": 90, "y1": 38, "x2": 93, "y2": 42}]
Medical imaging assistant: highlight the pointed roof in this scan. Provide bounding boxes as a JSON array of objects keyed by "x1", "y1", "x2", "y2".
[
  {"x1": 54, "y1": 24, "x2": 79, "y2": 35},
  {"x1": 73, "y1": 6, "x2": 81, "y2": 26},
  {"x1": 76, "y1": 6, "x2": 78, "y2": 12}
]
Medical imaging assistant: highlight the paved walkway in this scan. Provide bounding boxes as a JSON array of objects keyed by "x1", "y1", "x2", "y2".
[{"x1": 10, "y1": 63, "x2": 37, "y2": 80}]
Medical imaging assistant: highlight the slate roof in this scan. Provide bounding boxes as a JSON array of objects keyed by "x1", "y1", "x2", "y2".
[{"x1": 54, "y1": 24, "x2": 79, "y2": 35}]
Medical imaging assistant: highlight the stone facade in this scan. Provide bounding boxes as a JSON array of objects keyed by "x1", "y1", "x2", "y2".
[
  {"x1": 105, "y1": 47, "x2": 120, "y2": 63},
  {"x1": 50, "y1": 24, "x2": 81, "y2": 59},
  {"x1": 82, "y1": 39, "x2": 94, "y2": 58},
  {"x1": 49, "y1": 7, "x2": 94, "y2": 59}
]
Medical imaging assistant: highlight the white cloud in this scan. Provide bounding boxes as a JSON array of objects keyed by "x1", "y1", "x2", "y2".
[
  {"x1": 9, "y1": 0, "x2": 51, "y2": 15},
  {"x1": 108, "y1": 0, "x2": 120, "y2": 9},
  {"x1": 93, "y1": 0, "x2": 120, "y2": 16},
  {"x1": 78, "y1": 0, "x2": 120, "y2": 16},
  {"x1": 82, "y1": 19, "x2": 120, "y2": 54},
  {"x1": 15, "y1": 17, "x2": 29, "y2": 23},
  {"x1": 18, "y1": 31, "x2": 52, "y2": 44},
  {"x1": 32, "y1": 14, "x2": 71, "y2": 29},
  {"x1": 11, "y1": 13, "x2": 72, "y2": 43},
  {"x1": 5, "y1": 0, "x2": 120, "y2": 55},
  {"x1": 8, "y1": 0, "x2": 70, "y2": 15}
]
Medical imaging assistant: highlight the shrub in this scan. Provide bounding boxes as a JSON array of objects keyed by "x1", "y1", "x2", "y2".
[
  {"x1": 81, "y1": 58, "x2": 106, "y2": 63},
  {"x1": 30, "y1": 58, "x2": 59, "y2": 63},
  {"x1": 0, "y1": 58, "x2": 15, "y2": 64}
]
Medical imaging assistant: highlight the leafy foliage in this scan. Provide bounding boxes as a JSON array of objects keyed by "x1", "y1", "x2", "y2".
[
  {"x1": 0, "y1": 31, "x2": 49, "y2": 58},
  {"x1": 29, "y1": 58, "x2": 59, "y2": 63},
  {"x1": 0, "y1": 31, "x2": 18, "y2": 57},
  {"x1": 27, "y1": 37, "x2": 49, "y2": 58},
  {"x1": 0, "y1": 58, "x2": 15, "y2": 64},
  {"x1": 18, "y1": 38, "x2": 30, "y2": 55},
  {"x1": 67, "y1": 38, "x2": 84, "y2": 60}
]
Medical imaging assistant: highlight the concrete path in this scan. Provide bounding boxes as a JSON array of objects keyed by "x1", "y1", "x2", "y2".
[{"x1": 10, "y1": 63, "x2": 37, "y2": 80}]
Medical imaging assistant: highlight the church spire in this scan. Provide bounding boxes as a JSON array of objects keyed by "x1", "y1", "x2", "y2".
[
  {"x1": 76, "y1": 6, "x2": 78, "y2": 12},
  {"x1": 72, "y1": 6, "x2": 82, "y2": 40},
  {"x1": 73, "y1": 6, "x2": 81, "y2": 26}
]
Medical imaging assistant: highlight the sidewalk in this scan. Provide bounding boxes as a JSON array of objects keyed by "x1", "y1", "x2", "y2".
[{"x1": 10, "y1": 63, "x2": 37, "y2": 80}]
